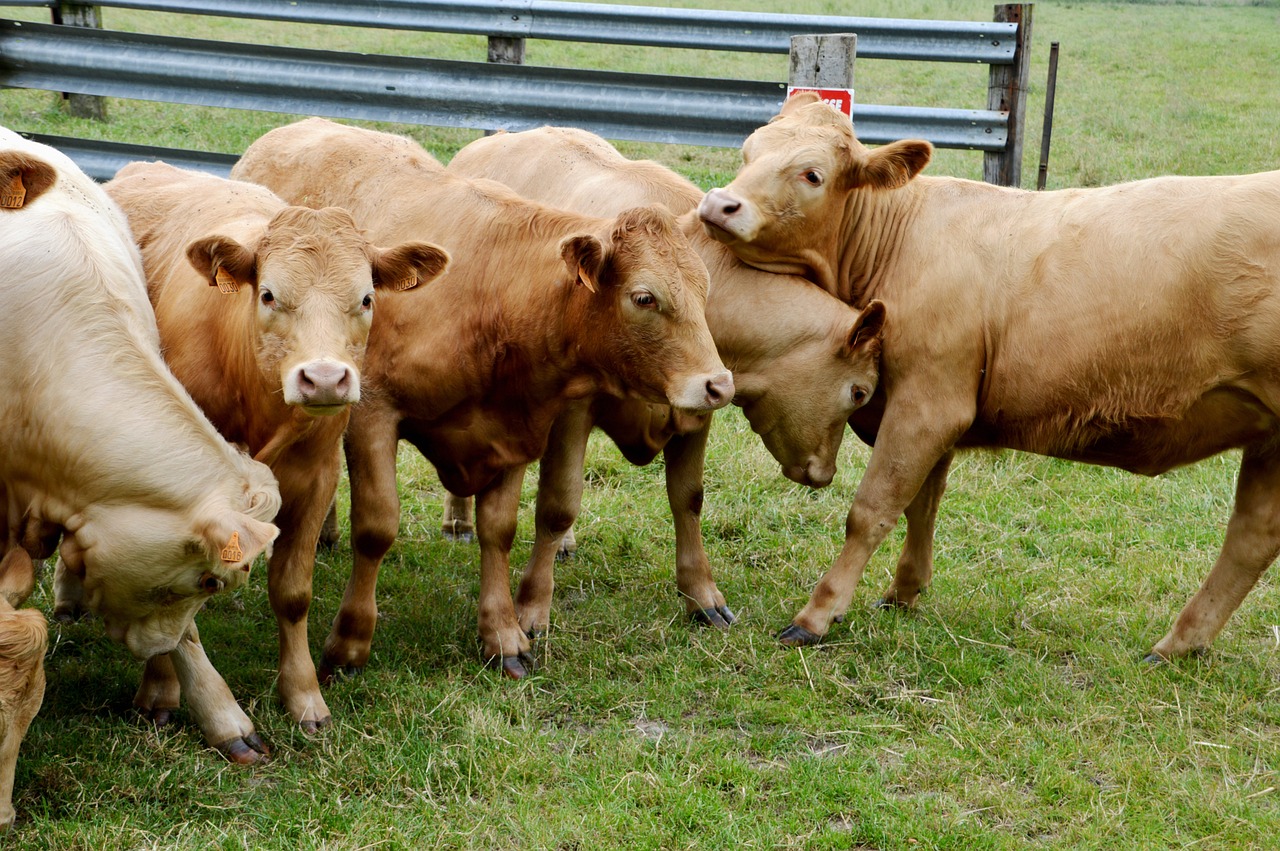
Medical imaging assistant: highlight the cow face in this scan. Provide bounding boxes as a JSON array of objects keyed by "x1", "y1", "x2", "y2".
[
  {"x1": 733, "y1": 301, "x2": 885, "y2": 487},
  {"x1": 187, "y1": 208, "x2": 449, "y2": 416},
  {"x1": 698, "y1": 93, "x2": 932, "y2": 291},
  {"x1": 563, "y1": 205, "x2": 734, "y2": 412},
  {"x1": 61, "y1": 476, "x2": 281, "y2": 660}
]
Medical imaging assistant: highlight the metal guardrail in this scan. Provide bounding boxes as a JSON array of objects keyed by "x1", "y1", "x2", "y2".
[
  {"x1": 43, "y1": 0, "x2": 1018, "y2": 64},
  {"x1": 0, "y1": 2, "x2": 1033, "y2": 185}
]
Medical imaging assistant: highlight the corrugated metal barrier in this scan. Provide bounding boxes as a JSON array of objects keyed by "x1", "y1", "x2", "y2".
[{"x1": 0, "y1": 1, "x2": 1033, "y2": 184}]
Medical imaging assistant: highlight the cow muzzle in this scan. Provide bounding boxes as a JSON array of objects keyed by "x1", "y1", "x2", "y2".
[
  {"x1": 698, "y1": 188, "x2": 757, "y2": 241},
  {"x1": 285, "y1": 359, "x2": 360, "y2": 414},
  {"x1": 669, "y1": 370, "x2": 735, "y2": 413},
  {"x1": 783, "y1": 456, "x2": 836, "y2": 489}
]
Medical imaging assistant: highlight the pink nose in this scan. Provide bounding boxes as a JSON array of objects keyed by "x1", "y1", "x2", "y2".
[
  {"x1": 296, "y1": 361, "x2": 354, "y2": 407},
  {"x1": 705, "y1": 371, "x2": 735, "y2": 408},
  {"x1": 699, "y1": 189, "x2": 743, "y2": 225}
]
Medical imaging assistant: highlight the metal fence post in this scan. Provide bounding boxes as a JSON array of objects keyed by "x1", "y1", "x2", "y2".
[
  {"x1": 52, "y1": 3, "x2": 108, "y2": 120},
  {"x1": 982, "y1": 3, "x2": 1033, "y2": 187}
]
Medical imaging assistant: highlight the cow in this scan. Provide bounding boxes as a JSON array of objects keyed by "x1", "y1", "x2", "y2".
[
  {"x1": 101, "y1": 161, "x2": 449, "y2": 749},
  {"x1": 232, "y1": 118, "x2": 733, "y2": 678},
  {"x1": 0, "y1": 129, "x2": 281, "y2": 818},
  {"x1": 697, "y1": 91, "x2": 1280, "y2": 663},
  {"x1": 444, "y1": 125, "x2": 886, "y2": 640}
]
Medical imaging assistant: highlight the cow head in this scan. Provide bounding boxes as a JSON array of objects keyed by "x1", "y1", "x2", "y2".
[
  {"x1": 698, "y1": 92, "x2": 932, "y2": 292},
  {"x1": 59, "y1": 460, "x2": 281, "y2": 660},
  {"x1": 732, "y1": 300, "x2": 884, "y2": 487},
  {"x1": 186, "y1": 207, "x2": 449, "y2": 415},
  {"x1": 563, "y1": 205, "x2": 734, "y2": 412}
]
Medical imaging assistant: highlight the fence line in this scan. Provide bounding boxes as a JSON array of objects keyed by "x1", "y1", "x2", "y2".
[{"x1": 0, "y1": 2, "x2": 1033, "y2": 184}]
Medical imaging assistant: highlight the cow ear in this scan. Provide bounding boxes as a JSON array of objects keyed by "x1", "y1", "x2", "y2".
[
  {"x1": 850, "y1": 140, "x2": 932, "y2": 191},
  {"x1": 201, "y1": 513, "x2": 279, "y2": 575},
  {"x1": 559, "y1": 233, "x2": 606, "y2": 293},
  {"x1": 844, "y1": 299, "x2": 886, "y2": 355},
  {"x1": 778, "y1": 90, "x2": 822, "y2": 118},
  {"x1": 186, "y1": 235, "x2": 257, "y2": 294},
  {"x1": 0, "y1": 151, "x2": 57, "y2": 210},
  {"x1": 369, "y1": 241, "x2": 450, "y2": 292}
]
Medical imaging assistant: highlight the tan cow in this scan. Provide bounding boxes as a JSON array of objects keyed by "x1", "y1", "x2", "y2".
[
  {"x1": 233, "y1": 118, "x2": 732, "y2": 678},
  {"x1": 445, "y1": 126, "x2": 885, "y2": 638},
  {"x1": 0, "y1": 129, "x2": 280, "y2": 820},
  {"x1": 698, "y1": 92, "x2": 1280, "y2": 662},
  {"x1": 102, "y1": 162, "x2": 449, "y2": 751}
]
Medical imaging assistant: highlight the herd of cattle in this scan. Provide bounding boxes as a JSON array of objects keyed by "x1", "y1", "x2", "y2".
[{"x1": 2, "y1": 92, "x2": 1279, "y2": 826}]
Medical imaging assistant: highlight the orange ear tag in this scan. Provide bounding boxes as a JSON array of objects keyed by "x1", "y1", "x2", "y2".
[
  {"x1": 0, "y1": 172, "x2": 26, "y2": 209},
  {"x1": 214, "y1": 267, "x2": 240, "y2": 294},
  {"x1": 219, "y1": 531, "x2": 244, "y2": 564},
  {"x1": 391, "y1": 274, "x2": 416, "y2": 292}
]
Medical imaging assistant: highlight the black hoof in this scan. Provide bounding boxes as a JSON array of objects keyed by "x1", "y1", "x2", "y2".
[
  {"x1": 299, "y1": 716, "x2": 331, "y2": 736},
  {"x1": 690, "y1": 605, "x2": 737, "y2": 629},
  {"x1": 524, "y1": 627, "x2": 546, "y2": 641},
  {"x1": 139, "y1": 707, "x2": 174, "y2": 728},
  {"x1": 554, "y1": 548, "x2": 575, "y2": 563},
  {"x1": 318, "y1": 662, "x2": 364, "y2": 686},
  {"x1": 776, "y1": 624, "x2": 823, "y2": 647},
  {"x1": 216, "y1": 734, "x2": 270, "y2": 765},
  {"x1": 1142, "y1": 652, "x2": 1171, "y2": 666}
]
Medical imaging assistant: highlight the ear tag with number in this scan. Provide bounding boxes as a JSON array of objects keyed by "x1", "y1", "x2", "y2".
[
  {"x1": 219, "y1": 531, "x2": 244, "y2": 564},
  {"x1": 214, "y1": 267, "x2": 240, "y2": 294},
  {"x1": 0, "y1": 172, "x2": 26, "y2": 209}
]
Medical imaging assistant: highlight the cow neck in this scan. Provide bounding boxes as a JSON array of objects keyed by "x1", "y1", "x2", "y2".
[
  {"x1": 838, "y1": 179, "x2": 928, "y2": 308},
  {"x1": 12, "y1": 311, "x2": 254, "y2": 531}
]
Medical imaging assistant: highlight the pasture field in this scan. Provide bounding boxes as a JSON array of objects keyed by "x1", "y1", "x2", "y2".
[{"x1": 3, "y1": 1, "x2": 1280, "y2": 848}]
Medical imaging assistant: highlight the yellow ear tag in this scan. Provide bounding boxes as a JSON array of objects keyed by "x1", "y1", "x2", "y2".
[
  {"x1": 214, "y1": 267, "x2": 240, "y2": 294},
  {"x1": 219, "y1": 531, "x2": 244, "y2": 564},
  {"x1": 391, "y1": 274, "x2": 416, "y2": 292},
  {"x1": 0, "y1": 172, "x2": 26, "y2": 209}
]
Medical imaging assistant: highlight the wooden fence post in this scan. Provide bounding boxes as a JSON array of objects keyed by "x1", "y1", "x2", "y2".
[
  {"x1": 983, "y1": 3, "x2": 1033, "y2": 187},
  {"x1": 52, "y1": 3, "x2": 107, "y2": 120},
  {"x1": 485, "y1": 35, "x2": 525, "y2": 135},
  {"x1": 787, "y1": 34, "x2": 856, "y2": 116}
]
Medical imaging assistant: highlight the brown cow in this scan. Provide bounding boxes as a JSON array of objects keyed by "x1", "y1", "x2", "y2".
[
  {"x1": 698, "y1": 92, "x2": 1280, "y2": 662},
  {"x1": 445, "y1": 126, "x2": 885, "y2": 638},
  {"x1": 0, "y1": 128, "x2": 279, "y2": 820},
  {"x1": 233, "y1": 118, "x2": 732, "y2": 677},
  {"x1": 102, "y1": 162, "x2": 449, "y2": 753}
]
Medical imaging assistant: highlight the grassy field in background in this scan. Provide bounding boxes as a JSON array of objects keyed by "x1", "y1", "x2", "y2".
[{"x1": 3, "y1": 1, "x2": 1280, "y2": 848}]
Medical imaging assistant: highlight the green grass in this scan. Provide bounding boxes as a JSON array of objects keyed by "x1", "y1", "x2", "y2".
[{"x1": 5, "y1": 2, "x2": 1280, "y2": 848}]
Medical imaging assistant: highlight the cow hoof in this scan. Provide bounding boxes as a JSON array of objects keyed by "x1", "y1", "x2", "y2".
[
  {"x1": 554, "y1": 548, "x2": 575, "y2": 563},
  {"x1": 216, "y1": 734, "x2": 270, "y2": 765},
  {"x1": 318, "y1": 662, "x2": 364, "y2": 686},
  {"x1": 690, "y1": 605, "x2": 736, "y2": 629},
  {"x1": 776, "y1": 624, "x2": 823, "y2": 647},
  {"x1": 1142, "y1": 652, "x2": 1167, "y2": 666},
  {"x1": 140, "y1": 707, "x2": 174, "y2": 727},
  {"x1": 491, "y1": 653, "x2": 535, "y2": 680},
  {"x1": 52, "y1": 605, "x2": 86, "y2": 624},
  {"x1": 299, "y1": 715, "x2": 332, "y2": 736},
  {"x1": 443, "y1": 530, "x2": 474, "y2": 544},
  {"x1": 524, "y1": 627, "x2": 546, "y2": 641}
]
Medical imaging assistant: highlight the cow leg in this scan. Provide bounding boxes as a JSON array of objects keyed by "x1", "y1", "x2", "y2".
[
  {"x1": 441, "y1": 492, "x2": 475, "y2": 542},
  {"x1": 515, "y1": 410, "x2": 593, "y2": 637},
  {"x1": 317, "y1": 498, "x2": 340, "y2": 549},
  {"x1": 476, "y1": 465, "x2": 535, "y2": 679},
  {"x1": 665, "y1": 422, "x2": 733, "y2": 627},
  {"x1": 134, "y1": 653, "x2": 181, "y2": 726},
  {"x1": 0, "y1": 548, "x2": 35, "y2": 611},
  {"x1": 268, "y1": 451, "x2": 338, "y2": 733},
  {"x1": 1149, "y1": 442, "x2": 1280, "y2": 660},
  {"x1": 878, "y1": 451, "x2": 954, "y2": 608},
  {"x1": 169, "y1": 623, "x2": 266, "y2": 764},
  {"x1": 0, "y1": 605, "x2": 46, "y2": 831},
  {"x1": 51, "y1": 557, "x2": 87, "y2": 623},
  {"x1": 320, "y1": 414, "x2": 400, "y2": 681},
  {"x1": 779, "y1": 392, "x2": 971, "y2": 645}
]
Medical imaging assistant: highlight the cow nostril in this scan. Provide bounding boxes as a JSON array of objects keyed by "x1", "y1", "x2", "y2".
[
  {"x1": 705, "y1": 372, "x2": 734, "y2": 405},
  {"x1": 722, "y1": 201, "x2": 741, "y2": 215}
]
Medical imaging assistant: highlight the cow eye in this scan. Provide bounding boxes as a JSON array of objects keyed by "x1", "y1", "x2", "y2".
[
  {"x1": 631, "y1": 291, "x2": 657, "y2": 309},
  {"x1": 803, "y1": 170, "x2": 823, "y2": 186},
  {"x1": 361, "y1": 293, "x2": 374, "y2": 311},
  {"x1": 259, "y1": 288, "x2": 276, "y2": 307},
  {"x1": 852, "y1": 385, "x2": 868, "y2": 405}
]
